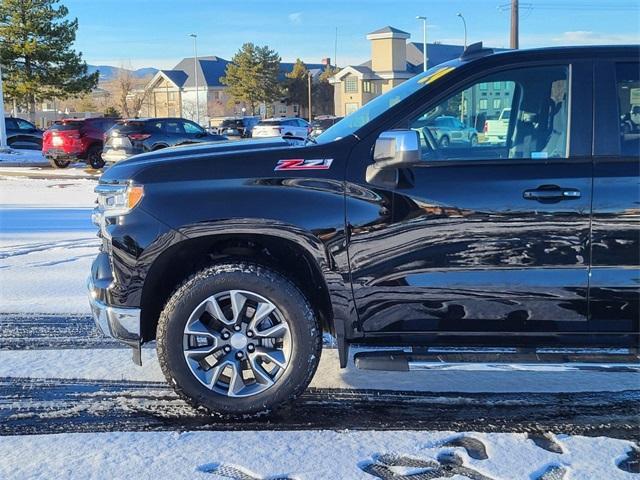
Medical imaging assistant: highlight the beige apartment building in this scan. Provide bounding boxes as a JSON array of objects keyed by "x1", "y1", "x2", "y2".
[{"x1": 331, "y1": 26, "x2": 482, "y2": 117}]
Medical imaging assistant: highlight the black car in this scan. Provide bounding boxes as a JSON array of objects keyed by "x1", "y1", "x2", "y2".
[
  {"x1": 4, "y1": 117, "x2": 43, "y2": 149},
  {"x1": 217, "y1": 117, "x2": 261, "y2": 138},
  {"x1": 310, "y1": 115, "x2": 343, "y2": 137},
  {"x1": 102, "y1": 118, "x2": 227, "y2": 163},
  {"x1": 88, "y1": 45, "x2": 640, "y2": 417}
]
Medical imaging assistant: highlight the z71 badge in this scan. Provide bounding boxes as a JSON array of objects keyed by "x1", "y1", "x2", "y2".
[{"x1": 274, "y1": 158, "x2": 334, "y2": 171}]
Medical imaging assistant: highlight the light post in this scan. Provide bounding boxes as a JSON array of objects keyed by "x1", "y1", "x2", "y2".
[
  {"x1": 188, "y1": 33, "x2": 200, "y2": 125},
  {"x1": 457, "y1": 14, "x2": 468, "y2": 123},
  {"x1": 416, "y1": 16, "x2": 428, "y2": 71},
  {"x1": 308, "y1": 71, "x2": 312, "y2": 122},
  {"x1": 457, "y1": 13, "x2": 468, "y2": 49},
  {"x1": 0, "y1": 65, "x2": 8, "y2": 151}
]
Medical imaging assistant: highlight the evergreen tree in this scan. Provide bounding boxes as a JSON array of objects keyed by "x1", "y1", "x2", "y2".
[
  {"x1": 0, "y1": 0, "x2": 99, "y2": 120},
  {"x1": 313, "y1": 66, "x2": 339, "y2": 116},
  {"x1": 284, "y1": 58, "x2": 309, "y2": 112},
  {"x1": 221, "y1": 43, "x2": 281, "y2": 115}
]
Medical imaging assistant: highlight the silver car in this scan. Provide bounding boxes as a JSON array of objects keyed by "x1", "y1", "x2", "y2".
[{"x1": 426, "y1": 115, "x2": 478, "y2": 148}]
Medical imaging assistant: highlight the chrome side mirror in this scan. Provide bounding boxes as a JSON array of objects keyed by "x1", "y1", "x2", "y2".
[{"x1": 366, "y1": 130, "x2": 421, "y2": 187}]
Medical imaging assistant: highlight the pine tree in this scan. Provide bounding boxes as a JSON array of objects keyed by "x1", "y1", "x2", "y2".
[
  {"x1": 221, "y1": 43, "x2": 281, "y2": 116},
  {"x1": 284, "y1": 58, "x2": 309, "y2": 113},
  {"x1": 0, "y1": 0, "x2": 99, "y2": 121}
]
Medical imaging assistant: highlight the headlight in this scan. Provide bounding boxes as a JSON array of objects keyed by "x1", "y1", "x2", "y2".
[
  {"x1": 93, "y1": 183, "x2": 144, "y2": 235},
  {"x1": 94, "y1": 183, "x2": 144, "y2": 217}
]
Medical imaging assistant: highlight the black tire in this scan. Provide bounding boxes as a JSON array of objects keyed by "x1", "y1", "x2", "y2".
[
  {"x1": 470, "y1": 134, "x2": 478, "y2": 147},
  {"x1": 152, "y1": 144, "x2": 167, "y2": 151},
  {"x1": 48, "y1": 156, "x2": 71, "y2": 169},
  {"x1": 439, "y1": 135, "x2": 450, "y2": 148},
  {"x1": 157, "y1": 262, "x2": 322, "y2": 417},
  {"x1": 86, "y1": 145, "x2": 105, "y2": 169}
]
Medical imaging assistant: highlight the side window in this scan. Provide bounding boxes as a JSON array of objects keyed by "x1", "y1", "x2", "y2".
[
  {"x1": 183, "y1": 121, "x2": 204, "y2": 134},
  {"x1": 616, "y1": 62, "x2": 640, "y2": 156},
  {"x1": 407, "y1": 65, "x2": 569, "y2": 161},
  {"x1": 16, "y1": 119, "x2": 35, "y2": 130},
  {"x1": 163, "y1": 120, "x2": 185, "y2": 134},
  {"x1": 5, "y1": 118, "x2": 17, "y2": 130}
]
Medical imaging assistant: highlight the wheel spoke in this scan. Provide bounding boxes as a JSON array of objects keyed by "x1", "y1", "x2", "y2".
[
  {"x1": 227, "y1": 360, "x2": 246, "y2": 397},
  {"x1": 205, "y1": 296, "x2": 233, "y2": 325},
  {"x1": 206, "y1": 361, "x2": 228, "y2": 389},
  {"x1": 184, "y1": 318, "x2": 217, "y2": 338},
  {"x1": 229, "y1": 290, "x2": 248, "y2": 325},
  {"x1": 184, "y1": 344, "x2": 217, "y2": 358},
  {"x1": 254, "y1": 347, "x2": 287, "y2": 368},
  {"x1": 248, "y1": 354, "x2": 275, "y2": 386},
  {"x1": 254, "y1": 322, "x2": 288, "y2": 339},
  {"x1": 247, "y1": 301, "x2": 276, "y2": 332}
]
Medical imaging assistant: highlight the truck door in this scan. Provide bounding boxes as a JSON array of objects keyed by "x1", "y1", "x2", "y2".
[
  {"x1": 589, "y1": 60, "x2": 640, "y2": 342},
  {"x1": 345, "y1": 61, "x2": 594, "y2": 343}
]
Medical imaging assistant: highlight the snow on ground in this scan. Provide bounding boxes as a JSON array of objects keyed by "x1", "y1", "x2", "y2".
[
  {"x1": 0, "y1": 430, "x2": 636, "y2": 480},
  {"x1": 0, "y1": 172, "x2": 98, "y2": 313},
  {"x1": 0, "y1": 148, "x2": 47, "y2": 166},
  {"x1": 2, "y1": 347, "x2": 639, "y2": 395},
  {"x1": 0, "y1": 172, "x2": 97, "y2": 207}
]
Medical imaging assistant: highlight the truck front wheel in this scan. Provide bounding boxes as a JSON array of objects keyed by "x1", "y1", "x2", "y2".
[{"x1": 156, "y1": 262, "x2": 322, "y2": 416}]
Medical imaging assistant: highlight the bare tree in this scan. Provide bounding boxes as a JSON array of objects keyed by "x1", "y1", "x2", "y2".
[{"x1": 113, "y1": 68, "x2": 148, "y2": 118}]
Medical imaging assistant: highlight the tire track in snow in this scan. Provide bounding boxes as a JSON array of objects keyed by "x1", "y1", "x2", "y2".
[{"x1": 1, "y1": 377, "x2": 638, "y2": 438}]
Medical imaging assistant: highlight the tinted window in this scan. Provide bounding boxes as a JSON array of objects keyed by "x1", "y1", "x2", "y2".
[
  {"x1": 406, "y1": 65, "x2": 569, "y2": 161},
  {"x1": 113, "y1": 121, "x2": 146, "y2": 133},
  {"x1": 163, "y1": 120, "x2": 184, "y2": 134},
  {"x1": 5, "y1": 118, "x2": 17, "y2": 129},
  {"x1": 616, "y1": 62, "x2": 640, "y2": 156},
  {"x1": 258, "y1": 120, "x2": 282, "y2": 126}
]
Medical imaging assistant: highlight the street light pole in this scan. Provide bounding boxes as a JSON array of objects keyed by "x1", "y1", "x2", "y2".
[
  {"x1": 416, "y1": 16, "x2": 428, "y2": 71},
  {"x1": 0, "y1": 65, "x2": 8, "y2": 151},
  {"x1": 308, "y1": 72, "x2": 312, "y2": 122},
  {"x1": 457, "y1": 13, "x2": 468, "y2": 123},
  {"x1": 189, "y1": 33, "x2": 200, "y2": 125},
  {"x1": 457, "y1": 13, "x2": 468, "y2": 49}
]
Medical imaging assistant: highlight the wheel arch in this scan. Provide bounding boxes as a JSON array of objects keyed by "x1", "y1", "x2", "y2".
[{"x1": 140, "y1": 229, "x2": 335, "y2": 343}]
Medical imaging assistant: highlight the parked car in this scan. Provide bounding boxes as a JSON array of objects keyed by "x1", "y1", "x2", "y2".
[
  {"x1": 252, "y1": 117, "x2": 311, "y2": 139},
  {"x1": 89, "y1": 44, "x2": 640, "y2": 417},
  {"x1": 483, "y1": 108, "x2": 511, "y2": 144},
  {"x1": 4, "y1": 117, "x2": 43, "y2": 149},
  {"x1": 102, "y1": 118, "x2": 227, "y2": 164},
  {"x1": 310, "y1": 116, "x2": 343, "y2": 137},
  {"x1": 42, "y1": 117, "x2": 119, "y2": 169},
  {"x1": 422, "y1": 115, "x2": 478, "y2": 147},
  {"x1": 217, "y1": 117, "x2": 261, "y2": 138}
]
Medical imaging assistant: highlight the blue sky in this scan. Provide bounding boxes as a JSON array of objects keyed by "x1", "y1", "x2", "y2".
[{"x1": 66, "y1": 0, "x2": 640, "y2": 70}]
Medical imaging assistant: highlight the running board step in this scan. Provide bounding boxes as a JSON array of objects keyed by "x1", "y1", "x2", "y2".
[{"x1": 353, "y1": 350, "x2": 640, "y2": 373}]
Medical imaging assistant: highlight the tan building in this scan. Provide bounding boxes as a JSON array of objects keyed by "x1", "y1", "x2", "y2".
[{"x1": 331, "y1": 26, "x2": 470, "y2": 117}]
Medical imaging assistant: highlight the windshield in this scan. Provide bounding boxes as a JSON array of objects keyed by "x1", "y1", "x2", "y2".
[{"x1": 315, "y1": 63, "x2": 458, "y2": 143}]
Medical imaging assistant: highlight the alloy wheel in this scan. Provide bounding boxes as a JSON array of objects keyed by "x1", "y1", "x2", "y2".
[{"x1": 182, "y1": 289, "x2": 292, "y2": 398}]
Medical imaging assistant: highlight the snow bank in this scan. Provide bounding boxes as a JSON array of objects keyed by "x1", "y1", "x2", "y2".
[{"x1": 0, "y1": 430, "x2": 636, "y2": 480}]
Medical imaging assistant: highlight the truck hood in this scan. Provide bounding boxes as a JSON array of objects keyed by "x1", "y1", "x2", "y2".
[{"x1": 100, "y1": 137, "x2": 302, "y2": 182}]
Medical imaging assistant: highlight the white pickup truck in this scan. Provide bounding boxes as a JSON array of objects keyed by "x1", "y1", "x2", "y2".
[{"x1": 483, "y1": 108, "x2": 511, "y2": 143}]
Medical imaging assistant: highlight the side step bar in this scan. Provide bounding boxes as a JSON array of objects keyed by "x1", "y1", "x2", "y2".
[{"x1": 354, "y1": 350, "x2": 640, "y2": 373}]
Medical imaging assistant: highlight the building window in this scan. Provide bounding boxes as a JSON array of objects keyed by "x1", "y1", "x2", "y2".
[
  {"x1": 167, "y1": 91, "x2": 177, "y2": 101},
  {"x1": 493, "y1": 98, "x2": 501, "y2": 109},
  {"x1": 493, "y1": 81, "x2": 503, "y2": 90},
  {"x1": 479, "y1": 83, "x2": 488, "y2": 91},
  {"x1": 345, "y1": 76, "x2": 358, "y2": 93},
  {"x1": 363, "y1": 81, "x2": 373, "y2": 93},
  {"x1": 278, "y1": 104, "x2": 287, "y2": 114},
  {"x1": 293, "y1": 104, "x2": 299, "y2": 114},
  {"x1": 479, "y1": 99, "x2": 488, "y2": 110},
  {"x1": 345, "y1": 102, "x2": 359, "y2": 115}
]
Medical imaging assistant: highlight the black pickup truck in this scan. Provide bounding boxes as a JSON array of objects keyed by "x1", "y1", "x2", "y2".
[{"x1": 89, "y1": 45, "x2": 640, "y2": 416}]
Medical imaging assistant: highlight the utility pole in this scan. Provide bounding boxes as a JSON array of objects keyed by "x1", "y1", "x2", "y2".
[
  {"x1": 308, "y1": 72, "x2": 312, "y2": 122},
  {"x1": 0, "y1": 65, "x2": 8, "y2": 152},
  {"x1": 510, "y1": 0, "x2": 519, "y2": 49},
  {"x1": 334, "y1": 27, "x2": 338, "y2": 68},
  {"x1": 189, "y1": 33, "x2": 200, "y2": 124},
  {"x1": 416, "y1": 16, "x2": 428, "y2": 71}
]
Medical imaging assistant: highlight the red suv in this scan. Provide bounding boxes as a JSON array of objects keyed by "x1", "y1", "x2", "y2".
[{"x1": 42, "y1": 117, "x2": 119, "y2": 169}]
